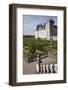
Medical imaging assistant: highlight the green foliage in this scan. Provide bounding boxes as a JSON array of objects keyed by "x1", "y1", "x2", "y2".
[
  {"x1": 28, "y1": 39, "x2": 36, "y2": 55},
  {"x1": 23, "y1": 36, "x2": 57, "y2": 60}
]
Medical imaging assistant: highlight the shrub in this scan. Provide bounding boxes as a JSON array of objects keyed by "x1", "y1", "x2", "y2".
[{"x1": 28, "y1": 39, "x2": 36, "y2": 55}]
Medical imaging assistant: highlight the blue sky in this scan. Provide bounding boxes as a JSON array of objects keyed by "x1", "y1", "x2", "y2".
[{"x1": 23, "y1": 15, "x2": 57, "y2": 35}]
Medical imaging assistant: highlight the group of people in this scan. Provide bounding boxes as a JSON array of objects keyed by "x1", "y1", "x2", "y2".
[{"x1": 36, "y1": 54, "x2": 57, "y2": 74}]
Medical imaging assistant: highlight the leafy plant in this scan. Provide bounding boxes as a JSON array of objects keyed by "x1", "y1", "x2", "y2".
[{"x1": 28, "y1": 39, "x2": 36, "y2": 55}]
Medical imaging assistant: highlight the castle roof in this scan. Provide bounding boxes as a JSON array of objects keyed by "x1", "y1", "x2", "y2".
[
  {"x1": 36, "y1": 23, "x2": 46, "y2": 31},
  {"x1": 36, "y1": 19, "x2": 55, "y2": 31}
]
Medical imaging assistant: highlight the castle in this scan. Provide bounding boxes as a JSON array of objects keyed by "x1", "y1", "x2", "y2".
[{"x1": 35, "y1": 19, "x2": 57, "y2": 40}]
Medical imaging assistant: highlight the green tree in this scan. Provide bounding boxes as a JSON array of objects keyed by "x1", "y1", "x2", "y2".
[{"x1": 28, "y1": 39, "x2": 36, "y2": 55}]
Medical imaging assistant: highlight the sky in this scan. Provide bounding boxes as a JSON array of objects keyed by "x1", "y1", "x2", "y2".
[{"x1": 23, "y1": 15, "x2": 57, "y2": 35}]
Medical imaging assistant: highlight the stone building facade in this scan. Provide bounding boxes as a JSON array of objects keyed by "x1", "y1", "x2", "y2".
[{"x1": 35, "y1": 19, "x2": 57, "y2": 40}]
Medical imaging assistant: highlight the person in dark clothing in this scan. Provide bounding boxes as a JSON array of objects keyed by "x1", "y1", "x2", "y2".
[
  {"x1": 52, "y1": 64, "x2": 55, "y2": 73},
  {"x1": 48, "y1": 64, "x2": 51, "y2": 73}
]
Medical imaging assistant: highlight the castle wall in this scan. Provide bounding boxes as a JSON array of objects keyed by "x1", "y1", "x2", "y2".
[
  {"x1": 38, "y1": 30, "x2": 46, "y2": 38},
  {"x1": 35, "y1": 20, "x2": 57, "y2": 40},
  {"x1": 50, "y1": 36, "x2": 57, "y2": 40},
  {"x1": 35, "y1": 31, "x2": 38, "y2": 38},
  {"x1": 45, "y1": 21, "x2": 50, "y2": 40}
]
